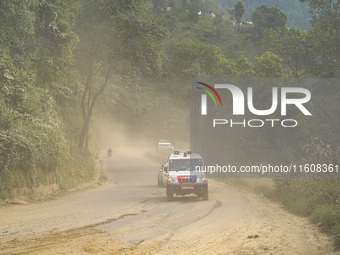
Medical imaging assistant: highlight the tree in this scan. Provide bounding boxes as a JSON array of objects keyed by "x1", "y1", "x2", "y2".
[
  {"x1": 214, "y1": 12, "x2": 224, "y2": 25},
  {"x1": 171, "y1": 41, "x2": 226, "y2": 79},
  {"x1": 189, "y1": 0, "x2": 200, "y2": 23},
  {"x1": 168, "y1": 0, "x2": 177, "y2": 7},
  {"x1": 76, "y1": 0, "x2": 168, "y2": 150},
  {"x1": 299, "y1": 0, "x2": 340, "y2": 77},
  {"x1": 263, "y1": 28, "x2": 311, "y2": 77},
  {"x1": 152, "y1": 0, "x2": 165, "y2": 9},
  {"x1": 233, "y1": 56, "x2": 254, "y2": 77},
  {"x1": 234, "y1": 0, "x2": 245, "y2": 23},
  {"x1": 261, "y1": 1, "x2": 340, "y2": 77},
  {"x1": 251, "y1": 4, "x2": 287, "y2": 44},
  {"x1": 33, "y1": 0, "x2": 79, "y2": 102},
  {"x1": 300, "y1": 0, "x2": 339, "y2": 23},
  {"x1": 227, "y1": 7, "x2": 235, "y2": 20},
  {"x1": 254, "y1": 51, "x2": 283, "y2": 78},
  {"x1": 0, "y1": 0, "x2": 81, "y2": 197},
  {"x1": 181, "y1": 0, "x2": 190, "y2": 9},
  {"x1": 252, "y1": 4, "x2": 287, "y2": 30},
  {"x1": 217, "y1": 56, "x2": 254, "y2": 78},
  {"x1": 0, "y1": 0, "x2": 35, "y2": 81}
]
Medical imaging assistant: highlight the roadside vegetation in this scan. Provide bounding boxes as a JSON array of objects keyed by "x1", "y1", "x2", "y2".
[
  {"x1": 268, "y1": 139, "x2": 340, "y2": 248},
  {"x1": 256, "y1": 177, "x2": 340, "y2": 248},
  {"x1": 0, "y1": 0, "x2": 339, "y2": 248}
]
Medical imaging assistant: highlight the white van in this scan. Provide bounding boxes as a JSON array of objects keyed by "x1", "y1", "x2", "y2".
[
  {"x1": 157, "y1": 142, "x2": 174, "y2": 152},
  {"x1": 166, "y1": 151, "x2": 208, "y2": 201}
]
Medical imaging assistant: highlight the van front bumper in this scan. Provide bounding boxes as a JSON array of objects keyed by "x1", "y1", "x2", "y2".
[{"x1": 166, "y1": 183, "x2": 208, "y2": 195}]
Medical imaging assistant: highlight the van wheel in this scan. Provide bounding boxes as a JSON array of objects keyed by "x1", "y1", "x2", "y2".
[
  {"x1": 166, "y1": 191, "x2": 173, "y2": 201},
  {"x1": 203, "y1": 192, "x2": 208, "y2": 201}
]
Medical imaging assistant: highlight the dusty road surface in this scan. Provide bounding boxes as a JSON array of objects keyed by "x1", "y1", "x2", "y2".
[{"x1": 0, "y1": 151, "x2": 339, "y2": 255}]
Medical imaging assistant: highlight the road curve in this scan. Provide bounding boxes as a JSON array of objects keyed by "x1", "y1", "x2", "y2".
[{"x1": 0, "y1": 151, "x2": 339, "y2": 255}]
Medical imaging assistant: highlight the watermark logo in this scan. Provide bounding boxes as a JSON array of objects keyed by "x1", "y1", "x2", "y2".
[
  {"x1": 191, "y1": 79, "x2": 339, "y2": 178},
  {"x1": 196, "y1": 82, "x2": 312, "y2": 128},
  {"x1": 196, "y1": 82, "x2": 222, "y2": 115}
]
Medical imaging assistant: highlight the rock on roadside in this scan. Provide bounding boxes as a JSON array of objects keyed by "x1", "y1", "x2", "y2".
[{"x1": 11, "y1": 198, "x2": 28, "y2": 205}]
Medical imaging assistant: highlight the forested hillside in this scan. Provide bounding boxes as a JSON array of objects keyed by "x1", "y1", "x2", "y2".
[
  {"x1": 0, "y1": 0, "x2": 339, "y2": 247},
  {"x1": 220, "y1": 0, "x2": 312, "y2": 30},
  {"x1": 0, "y1": 0, "x2": 89, "y2": 198},
  {"x1": 0, "y1": 0, "x2": 168, "y2": 198}
]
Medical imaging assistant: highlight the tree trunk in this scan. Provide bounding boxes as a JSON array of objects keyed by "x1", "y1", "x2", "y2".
[
  {"x1": 79, "y1": 68, "x2": 111, "y2": 151},
  {"x1": 79, "y1": 117, "x2": 90, "y2": 149}
]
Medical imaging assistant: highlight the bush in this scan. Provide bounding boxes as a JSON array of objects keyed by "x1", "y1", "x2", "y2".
[
  {"x1": 333, "y1": 225, "x2": 340, "y2": 249},
  {"x1": 0, "y1": 84, "x2": 94, "y2": 198},
  {"x1": 267, "y1": 179, "x2": 340, "y2": 249},
  {"x1": 311, "y1": 205, "x2": 340, "y2": 234},
  {"x1": 253, "y1": 184, "x2": 272, "y2": 196}
]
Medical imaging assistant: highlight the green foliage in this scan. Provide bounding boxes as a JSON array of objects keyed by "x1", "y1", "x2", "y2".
[
  {"x1": 275, "y1": 180, "x2": 336, "y2": 213},
  {"x1": 220, "y1": 0, "x2": 312, "y2": 30},
  {"x1": 267, "y1": 179, "x2": 340, "y2": 247},
  {"x1": 262, "y1": 28, "x2": 311, "y2": 77},
  {"x1": 250, "y1": 4, "x2": 287, "y2": 45},
  {"x1": 227, "y1": 7, "x2": 235, "y2": 20},
  {"x1": 232, "y1": 56, "x2": 254, "y2": 77},
  {"x1": 253, "y1": 184, "x2": 272, "y2": 196},
  {"x1": 299, "y1": 0, "x2": 340, "y2": 77},
  {"x1": 262, "y1": 0, "x2": 340, "y2": 77},
  {"x1": 0, "y1": 85, "x2": 68, "y2": 197},
  {"x1": 227, "y1": 0, "x2": 245, "y2": 24},
  {"x1": 0, "y1": 0, "x2": 35, "y2": 62},
  {"x1": 181, "y1": 0, "x2": 190, "y2": 9},
  {"x1": 115, "y1": 4, "x2": 169, "y2": 75},
  {"x1": 58, "y1": 151, "x2": 95, "y2": 190},
  {"x1": 189, "y1": 0, "x2": 200, "y2": 23},
  {"x1": 163, "y1": 7, "x2": 254, "y2": 61},
  {"x1": 311, "y1": 205, "x2": 340, "y2": 234},
  {"x1": 170, "y1": 40, "x2": 227, "y2": 79},
  {"x1": 234, "y1": 0, "x2": 245, "y2": 23},
  {"x1": 254, "y1": 51, "x2": 283, "y2": 77},
  {"x1": 33, "y1": 0, "x2": 80, "y2": 98},
  {"x1": 0, "y1": 0, "x2": 35, "y2": 85},
  {"x1": 252, "y1": 4, "x2": 287, "y2": 30},
  {"x1": 152, "y1": 0, "x2": 166, "y2": 9},
  {"x1": 0, "y1": 0, "x2": 93, "y2": 198},
  {"x1": 76, "y1": 0, "x2": 168, "y2": 149}
]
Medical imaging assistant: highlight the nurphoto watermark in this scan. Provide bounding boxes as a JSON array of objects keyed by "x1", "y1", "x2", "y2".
[{"x1": 190, "y1": 78, "x2": 340, "y2": 178}]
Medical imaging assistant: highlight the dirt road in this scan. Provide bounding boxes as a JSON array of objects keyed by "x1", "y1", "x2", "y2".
[{"x1": 0, "y1": 151, "x2": 339, "y2": 255}]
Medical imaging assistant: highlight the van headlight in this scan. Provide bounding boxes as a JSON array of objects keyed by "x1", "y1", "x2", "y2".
[
  {"x1": 196, "y1": 177, "x2": 207, "y2": 184},
  {"x1": 167, "y1": 177, "x2": 178, "y2": 184}
]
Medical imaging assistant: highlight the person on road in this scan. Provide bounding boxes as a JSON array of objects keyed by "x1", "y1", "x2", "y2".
[{"x1": 108, "y1": 147, "x2": 112, "y2": 158}]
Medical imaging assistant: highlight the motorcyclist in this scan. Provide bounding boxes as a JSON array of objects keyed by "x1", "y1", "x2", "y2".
[{"x1": 108, "y1": 147, "x2": 112, "y2": 158}]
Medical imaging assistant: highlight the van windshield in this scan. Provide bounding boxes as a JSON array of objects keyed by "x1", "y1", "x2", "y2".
[
  {"x1": 159, "y1": 143, "x2": 172, "y2": 147},
  {"x1": 169, "y1": 159, "x2": 203, "y2": 171}
]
